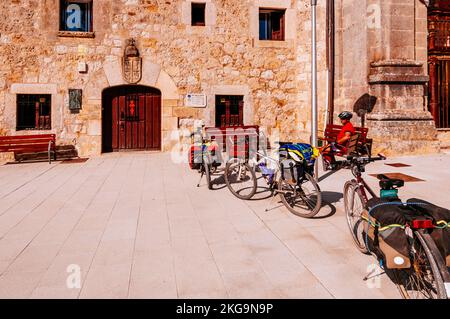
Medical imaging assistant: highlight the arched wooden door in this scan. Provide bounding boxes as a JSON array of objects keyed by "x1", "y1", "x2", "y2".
[{"x1": 102, "y1": 85, "x2": 161, "y2": 152}]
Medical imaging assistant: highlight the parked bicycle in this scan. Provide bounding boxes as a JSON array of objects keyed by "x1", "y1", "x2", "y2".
[
  {"x1": 189, "y1": 133, "x2": 221, "y2": 190},
  {"x1": 343, "y1": 154, "x2": 450, "y2": 299},
  {"x1": 224, "y1": 143, "x2": 322, "y2": 218}
]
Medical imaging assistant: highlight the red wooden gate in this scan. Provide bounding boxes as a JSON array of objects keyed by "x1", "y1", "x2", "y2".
[
  {"x1": 428, "y1": 1, "x2": 450, "y2": 128},
  {"x1": 103, "y1": 86, "x2": 161, "y2": 152}
]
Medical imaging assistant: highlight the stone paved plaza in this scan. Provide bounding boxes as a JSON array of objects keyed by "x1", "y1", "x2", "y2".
[{"x1": 0, "y1": 151, "x2": 449, "y2": 299}]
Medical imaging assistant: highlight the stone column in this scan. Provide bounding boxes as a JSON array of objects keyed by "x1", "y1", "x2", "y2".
[{"x1": 366, "y1": 0, "x2": 439, "y2": 155}]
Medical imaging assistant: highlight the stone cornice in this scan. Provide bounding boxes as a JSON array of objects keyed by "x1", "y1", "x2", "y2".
[{"x1": 369, "y1": 60, "x2": 428, "y2": 84}]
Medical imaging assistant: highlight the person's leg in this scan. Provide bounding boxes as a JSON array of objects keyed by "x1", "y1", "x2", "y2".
[{"x1": 321, "y1": 147, "x2": 337, "y2": 170}]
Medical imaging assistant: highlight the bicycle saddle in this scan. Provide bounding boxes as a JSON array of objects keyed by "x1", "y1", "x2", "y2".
[{"x1": 377, "y1": 174, "x2": 405, "y2": 189}]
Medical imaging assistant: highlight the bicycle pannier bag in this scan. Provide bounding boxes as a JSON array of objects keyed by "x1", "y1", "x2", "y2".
[
  {"x1": 189, "y1": 144, "x2": 203, "y2": 170},
  {"x1": 407, "y1": 198, "x2": 450, "y2": 267},
  {"x1": 279, "y1": 159, "x2": 303, "y2": 185},
  {"x1": 279, "y1": 143, "x2": 319, "y2": 180},
  {"x1": 362, "y1": 198, "x2": 413, "y2": 269}
]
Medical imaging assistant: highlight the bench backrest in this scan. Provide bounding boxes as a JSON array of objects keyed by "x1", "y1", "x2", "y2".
[
  {"x1": 345, "y1": 133, "x2": 360, "y2": 155},
  {"x1": 324, "y1": 124, "x2": 369, "y2": 142},
  {"x1": 0, "y1": 134, "x2": 56, "y2": 154}
]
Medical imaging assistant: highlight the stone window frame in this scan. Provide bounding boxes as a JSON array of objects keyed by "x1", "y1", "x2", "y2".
[
  {"x1": 16, "y1": 94, "x2": 52, "y2": 131},
  {"x1": 259, "y1": 8, "x2": 286, "y2": 41},
  {"x1": 58, "y1": 0, "x2": 95, "y2": 38},
  {"x1": 9, "y1": 84, "x2": 61, "y2": 135},
  {"x1": 250, "y1": 0, "x2": 296, "y2": 48},
  {"x1": 181, "y1": 0, "x2": 217, "y2": 31},
  {"x1": 206, "y1": 85, "x2": 254, "y2": 128}
]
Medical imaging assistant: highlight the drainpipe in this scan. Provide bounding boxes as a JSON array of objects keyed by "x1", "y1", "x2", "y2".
[
  {"x1": 311, "y1": 0, "x2": 318, "y2": 148},
  {"x1": 311, "y1": 0, "x2": 318, "y2": 179},
  {"x1": 326, "y1": 0, "x2": 335, "y2": 126}
]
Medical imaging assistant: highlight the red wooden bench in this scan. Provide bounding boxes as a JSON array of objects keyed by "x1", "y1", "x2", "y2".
[
  {"x1": 319, "y1": 124, "x2": 372, "y2": 156},
  {"x1": 0, "y1": 134, "x2": 56, "y2": 164}
]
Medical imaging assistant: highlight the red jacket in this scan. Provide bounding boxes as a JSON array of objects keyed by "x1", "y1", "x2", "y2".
[{"x1": 337, "y1": 122, "x2": 356, "y2": 143}]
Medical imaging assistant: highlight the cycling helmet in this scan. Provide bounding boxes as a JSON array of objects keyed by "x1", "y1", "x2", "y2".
[{"x1": 338, "y1": 111, "x2": 353, "y2": 120}]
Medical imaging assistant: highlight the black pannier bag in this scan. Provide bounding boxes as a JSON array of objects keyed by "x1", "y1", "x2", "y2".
[
  {"x1": 363, "y1": 198, "x2": 416, "y2": 269},
  {"x1": 406, "y1": 198, "x2": 450, "y2": 267},
  {"x1": 279, "y1": 159, "x2": 304, "y2": 186}
]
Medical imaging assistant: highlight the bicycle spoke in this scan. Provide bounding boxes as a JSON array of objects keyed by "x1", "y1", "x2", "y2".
[{"x1": 394, "y1": 233, "x2": 443, "y2": 299}]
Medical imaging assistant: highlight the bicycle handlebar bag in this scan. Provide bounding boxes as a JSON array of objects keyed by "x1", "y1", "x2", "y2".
[{"x1": 406, "y1": 198, "x2": 450, "y2": 267}]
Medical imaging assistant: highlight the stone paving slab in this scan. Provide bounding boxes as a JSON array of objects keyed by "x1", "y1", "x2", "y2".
[{"x1": 0, "y1": 151, "x2": 448, "y2": 299}]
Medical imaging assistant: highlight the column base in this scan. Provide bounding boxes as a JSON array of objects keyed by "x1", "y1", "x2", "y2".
[
  {"x1": 367, "y1": 60, "x2": 440, "y2": 156},
  {"x1": 367, "y1": 111, "x2": 440, "y2": 156}
]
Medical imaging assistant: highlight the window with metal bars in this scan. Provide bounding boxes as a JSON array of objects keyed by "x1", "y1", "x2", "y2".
[
  {"x1": 16, "y1": 94, "x2": 52, "y2": 131},
  {"x1": 60, "y1": 0, "x2": 93, "y2": 32},
  {"x1": 215, "y1": 95, "x2": 244, "y2": 127}
]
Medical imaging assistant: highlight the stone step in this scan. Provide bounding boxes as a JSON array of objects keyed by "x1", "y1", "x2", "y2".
[
  {"x1": 15, "y1": 145, "x2": 78, "y2": 162},
  {"x1": 56, "y1": 145, "x2": 77, "y2": 151},
  {"x1": 437, "y1": 130, "x2": 450, "y2": 150}
]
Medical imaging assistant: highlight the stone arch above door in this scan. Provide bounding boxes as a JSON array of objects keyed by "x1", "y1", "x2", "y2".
[{"x1": 102, "y1": 56, "x2": 179, "y2": 100}]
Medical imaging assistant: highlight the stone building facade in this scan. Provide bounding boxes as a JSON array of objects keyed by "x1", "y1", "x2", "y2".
[
  {"x1": 334, "y1": 0, "x2": 441, "y2": 155},
  {"x1": 0, "y1": 0, "x2": 443, "y2": 158}
]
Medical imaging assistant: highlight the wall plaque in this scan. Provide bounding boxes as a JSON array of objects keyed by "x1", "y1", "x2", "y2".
[
  {"x1": 69, "y1": 89, "x2": 82, "y2": 113},
  {"x1": 185, "y1": 94, "x2": 207, "y2": 108}
]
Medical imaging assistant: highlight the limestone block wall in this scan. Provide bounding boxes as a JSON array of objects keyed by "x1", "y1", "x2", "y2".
[{"x1": 0, "y1": 0, "x2": 328, "y2": 156}]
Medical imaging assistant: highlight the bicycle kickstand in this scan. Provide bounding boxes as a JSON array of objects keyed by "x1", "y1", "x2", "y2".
[
  {"x1": 197, "y1": 171, "x2": 204, "y2": 188},
  {"x1": 264, "y1": 190, "x2": 278, "y2": 212}
]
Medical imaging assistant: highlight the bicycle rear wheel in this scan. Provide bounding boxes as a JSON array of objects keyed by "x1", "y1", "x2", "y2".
[
  {"x1": 393, "y1": 230, "x2": 447, "y2": 299},
  {"x1": 224, "y1": 158, "x2": 257, "y2": 200},
  {"x1": 343, "y1": 180, "x2": 369, "y2": 254},
  {"x1": 278, "y1": 173, "x2": 321, "y2": 218}
]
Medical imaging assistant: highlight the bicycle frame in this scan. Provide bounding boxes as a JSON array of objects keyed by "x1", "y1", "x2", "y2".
[{"x1": 354, "y1": 171, "x2": 378, "y2": 204}]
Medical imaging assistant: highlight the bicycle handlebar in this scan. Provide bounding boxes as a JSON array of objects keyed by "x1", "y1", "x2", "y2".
[{"x1": 346, "y1": 153, "x2": 387, "y2": 165}]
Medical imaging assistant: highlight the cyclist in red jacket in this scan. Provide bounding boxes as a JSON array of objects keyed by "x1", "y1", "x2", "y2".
[
  {"x1": 336, "y1": 111, "x2": 356, "y2": 145},
  {"x1": 321, "y1": 111, "x2": 356, "y2": 170}
]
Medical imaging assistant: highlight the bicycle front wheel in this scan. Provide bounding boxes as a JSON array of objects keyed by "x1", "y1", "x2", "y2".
[
  {"x1": 278, "y1": 173, "x2": 321, "y2": 218},
  {"x1": 343, "y1": 180, "x2": 369, "y2": 254},
  {"x1": 393, "y1": 230, "x2": 447, "y2": 299},
  {"x1": 224, "y1": 158, "x2": 257, "y2": 200}
]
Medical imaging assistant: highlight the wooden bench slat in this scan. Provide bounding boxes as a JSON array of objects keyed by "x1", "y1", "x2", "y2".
[
  {"x1": 0, "y1": 142, "x2": 53, "y2": 147},
  {"x1": 0, "y1": 134, "x2": 55, "y2": 141},
  {"x1": 0, "y1": 140, "x2": 55, "y2": 145},
  {"x1": 0, "y1": 146, "x2": 54, "y2": 152},
  {"x1": 0, "y1": 136, "x2": 55, "y2": 140},
  {"x1": 0, "y1": 139, "x2": 55, "y2": 145}
]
